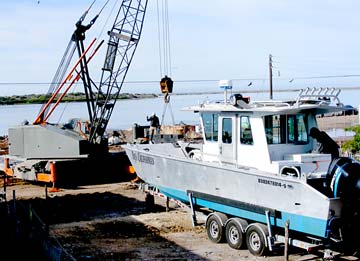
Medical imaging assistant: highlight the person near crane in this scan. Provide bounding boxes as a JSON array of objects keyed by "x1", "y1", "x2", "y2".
[{"x1": 147, "y1": 112, "x2": 160, "y2": 142}]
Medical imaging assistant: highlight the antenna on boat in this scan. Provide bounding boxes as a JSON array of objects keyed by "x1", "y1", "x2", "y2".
[
  {"x1": 219, "y1": 79, "x2": 233, "y2": 104},
  {"x1": 269, "y1": 54, "x2": 273, "y2": 100}
]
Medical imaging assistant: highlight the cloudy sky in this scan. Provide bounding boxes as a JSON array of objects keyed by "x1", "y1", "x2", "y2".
[{"x1": 1, "y1": 0, "x2": 360, "y2": 98}]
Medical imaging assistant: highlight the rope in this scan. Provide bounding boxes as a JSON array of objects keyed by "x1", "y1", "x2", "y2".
[
  {"x1": 98, "y1": 0, "x2": 111, "y2": 15},
  {"x1": 156, "y1": 0, "x2": 163, "y2": 78},
  {"x1": 39, "y1": 41, "x2": 77, "y2": 118},
  {"x1": 160, "y1": 94, "x2": 175, "y2": 126},
  {"x1": 157, "y1": 0, "x2": 175, "y2": 126},
  {"x1": 157, "y1": 0, "x2": 172, "y2": 77},
  {"x1": 168, "y1": 99, "x2": 175, "y2": 125},
  {"x1": 93, "y1": 0, "x2": 114, "y2": 41},
  {"x1": 160, "y1": 102, "x2": 167, "y2": 127},
  {"x1": 79, "y1": 0, "x2": 97, "y2": 23},
  {"x1": 162, "y1": 2, "x2": 167, "y2": 74},
  {"x1": 165, "y1": 0, "x2": 172, "y2": 76}
]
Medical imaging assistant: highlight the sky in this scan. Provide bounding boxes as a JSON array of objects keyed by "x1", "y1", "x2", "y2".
[{"x1": 1, "y1": 0, "x2": 360, "y2": 103}]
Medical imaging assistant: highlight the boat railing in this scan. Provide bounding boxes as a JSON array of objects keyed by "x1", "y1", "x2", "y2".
[
  {"x1": 295, "y1": 87, "x2": 342, "y2": 106},
  {"x1": 252, "y1": 101, "x2": 291, "y2": 108}
]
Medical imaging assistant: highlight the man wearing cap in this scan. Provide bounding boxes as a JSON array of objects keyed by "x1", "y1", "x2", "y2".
[
  {"x1": 147, "y1": 112, "x2": 160, "y2": 142},
  {"x1": 309, "y1": 127, "x2": 340, "y2": 160}
]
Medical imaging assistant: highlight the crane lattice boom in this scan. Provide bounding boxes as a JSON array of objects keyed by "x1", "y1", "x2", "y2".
[{"x1": 89, "y1": 0, "x2": 148, "y2": 144}]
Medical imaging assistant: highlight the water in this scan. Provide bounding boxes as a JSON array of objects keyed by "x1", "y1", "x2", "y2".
[
  {"x1": 1, "y1": 89, "x2": 359, "y2": 136},
  {"x1": 0, "y1": 93, "x2": 222, "y2": 135}
]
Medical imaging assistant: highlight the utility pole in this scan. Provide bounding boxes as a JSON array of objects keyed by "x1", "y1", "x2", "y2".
[{"x1": 269, "y1": 54, "x2": 273, "y2": 99}]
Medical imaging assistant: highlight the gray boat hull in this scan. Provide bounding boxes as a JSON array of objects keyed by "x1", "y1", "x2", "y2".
[{"x1": 124, "y1": 143, "x2": 342, "y2": 239}]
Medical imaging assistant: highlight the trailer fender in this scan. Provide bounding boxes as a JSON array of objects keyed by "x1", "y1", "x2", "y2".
[
  {"x1": 245, "y1": 223, "x2": 269, "y2": 247},
  {"x1": 225, "y1": 217, "x2": 248, "y2": 233},
  {"x1": 206, "y1": 212, "x2": 228, "y2": 227},
  {"x1": 205, "y1": 212, "x2": 228, "y2": 243}
]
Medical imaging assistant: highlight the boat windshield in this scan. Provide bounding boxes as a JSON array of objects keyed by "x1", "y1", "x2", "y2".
[
  {"x1": 264, "y1": 114, "x2": 309, "y2": 145},
  {"x1": 202, "y1": 113, "x2": 219, "y2": 142}
]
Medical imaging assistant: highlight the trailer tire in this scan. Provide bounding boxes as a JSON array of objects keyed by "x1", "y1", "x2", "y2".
[
  {"x1": 225, "y1": 218, "x2": 247, "y2": 249},
  {"x1": 246, "y1": 224, "x2": 268, "y2": 256},
  {"x1": 206, "y1": 213, "x2": 227, "y2": 243}
]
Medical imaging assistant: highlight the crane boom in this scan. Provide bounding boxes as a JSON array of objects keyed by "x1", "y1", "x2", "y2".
[{"x1": 88, "y1": 0, "x2": 148, "y2": 144}]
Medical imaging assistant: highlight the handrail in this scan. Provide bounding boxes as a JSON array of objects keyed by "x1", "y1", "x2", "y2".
[{"x1": 295, "y1": 87, "x2": 341, "y2": 106}]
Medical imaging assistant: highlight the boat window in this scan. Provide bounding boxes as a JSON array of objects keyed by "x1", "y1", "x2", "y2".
[
  {"x1": 287, "y1": 114, "x2": 308, "y2": 144},
  {"x1": 222, "y1": 118, "x2": 232, "y2": 144},
  {"x1": 202, "y1": 113, "x2": 219, "y2": 142},
  {"x1": 240, "y1": 116, "x2": 253, "y2": 145},
  {"x1": 264, "y1": 114, "x2": 308, "y2": 144},
  {"x1": 264, "y1": 115, "x2": 286, "y2": 144}
]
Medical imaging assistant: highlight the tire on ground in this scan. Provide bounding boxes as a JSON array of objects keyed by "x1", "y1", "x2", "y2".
[
  {"x1": 245, "y1": 223, "x2": 268, "y2": 256},
  {"x1": 206, "y1": 212, "x2": 227, "y2": 243},
  {"x1": 225, "y1": 218, "x2": 248, "y2": 249}
]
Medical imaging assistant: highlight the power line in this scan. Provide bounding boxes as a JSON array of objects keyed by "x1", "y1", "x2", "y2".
[{"x1": 2, "y1": 74, "x2": 360, "y2": 86}]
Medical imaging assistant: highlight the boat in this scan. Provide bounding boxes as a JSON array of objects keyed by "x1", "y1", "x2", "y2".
[{"x1": 124, "y1": 83, "x2": 360, "y2": 257}]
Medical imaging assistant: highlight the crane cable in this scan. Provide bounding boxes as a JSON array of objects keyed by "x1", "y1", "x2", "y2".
[
  {"x1": 92, "y1": 0, "x2": 113, "y2": 46},
  {"x1": 80, "y1": 0, "x2": 96, "y2": 22},
  {"x1": 42, "y1": 0, "x2": 98, "y2": 107},
  {"x1": 157, "y1": 0, "x2": 175, "y2": 127},
  {"x1": 55, "y1": 0, "x2": 112, "y2": 125}
]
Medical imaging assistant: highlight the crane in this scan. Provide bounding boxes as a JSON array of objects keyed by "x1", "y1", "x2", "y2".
[{"x1": 5, "y1": 0, "x2": 149, "y2": 187}]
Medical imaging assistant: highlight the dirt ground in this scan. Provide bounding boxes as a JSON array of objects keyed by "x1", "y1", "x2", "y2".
[{"x1": 1, "y1": 179, "x2": 359, "y2": 261}]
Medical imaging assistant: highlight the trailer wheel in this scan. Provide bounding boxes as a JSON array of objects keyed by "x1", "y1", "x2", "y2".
[
  {"x1": 246, "y1": 224, "x2": 267, "y2": 256},
  {"x1": 225, "y1": 218, "x2": 246, "y2": 249},
  {"x1": 206, "y1": 213, "x2": 226, "y2": 243}
]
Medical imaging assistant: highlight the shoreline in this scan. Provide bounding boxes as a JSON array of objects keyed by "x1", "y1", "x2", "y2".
[
  {"x1": 1, "y1": 87, "x2": 360, "y2": 106},
  {"x1": 0, "y1": 92, "x2": 158, "y2": 105}
]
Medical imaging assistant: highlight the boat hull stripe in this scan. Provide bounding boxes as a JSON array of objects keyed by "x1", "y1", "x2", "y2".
[{"x1": 188, "y1": 190, "x2": 280, "y2": 218}]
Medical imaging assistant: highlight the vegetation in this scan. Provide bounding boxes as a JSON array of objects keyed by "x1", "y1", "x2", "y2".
[
  {"x1": 342, "y1": 125, "x2": 360, "y2": 157},
  {"x1": 0, "y1": 92, "x2": 158, "y2": 105}
]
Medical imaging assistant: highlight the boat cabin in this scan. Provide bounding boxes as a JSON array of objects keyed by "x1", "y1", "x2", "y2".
[{"x1": 185, "y1": 87, "x2": 345, "y2": 179}]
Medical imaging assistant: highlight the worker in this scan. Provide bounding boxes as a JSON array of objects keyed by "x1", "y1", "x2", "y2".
[
  {"x1": 147, "y1": 112, "x2": 160, "y2": 142},
  {"x1": 309, "y1": 127, "x2": 340, "y2": 160}
]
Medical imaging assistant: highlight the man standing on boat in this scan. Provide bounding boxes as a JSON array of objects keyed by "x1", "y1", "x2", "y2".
[
  {"x1": 147, "y1": 112, "x2": 160, "y2": 142},
  {"x1": 309, "y1": 127, "x2": 340, "y2": 160}
]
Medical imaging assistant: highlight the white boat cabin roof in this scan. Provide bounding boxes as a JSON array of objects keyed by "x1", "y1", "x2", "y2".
[
  {"x1": 182, "y1": 87, "x2": 347, "y2": 178},
  {"x1": 183, "y1": 87, "x2": 345, "y2": 116}
]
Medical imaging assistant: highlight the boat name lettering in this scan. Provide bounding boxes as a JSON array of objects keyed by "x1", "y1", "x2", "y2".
[
  {"x1": 258, "y1": 178, "x2": 288, "y2": 189},
  {"x1": 131, "y1": 152, "x2": 154, "y2": 165}
]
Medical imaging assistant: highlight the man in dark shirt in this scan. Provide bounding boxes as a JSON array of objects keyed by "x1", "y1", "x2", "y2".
[
  {"x1": 147, "y1": 112, "x2": 160, "y2": 142},
  {"x1": 309, "y1": 127, "x2": 340, "y2": 160}
]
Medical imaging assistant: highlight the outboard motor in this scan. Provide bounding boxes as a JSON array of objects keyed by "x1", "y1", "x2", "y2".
[
  {"x1": 327, "y1": 157, "x2": 360, "y2": 197},
  {"x1": 326, "y1": 157, "x2": 360, "y2": 252},
  {"x1": 327, "y1": 157, "x2": 360, "y2": 199}
]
